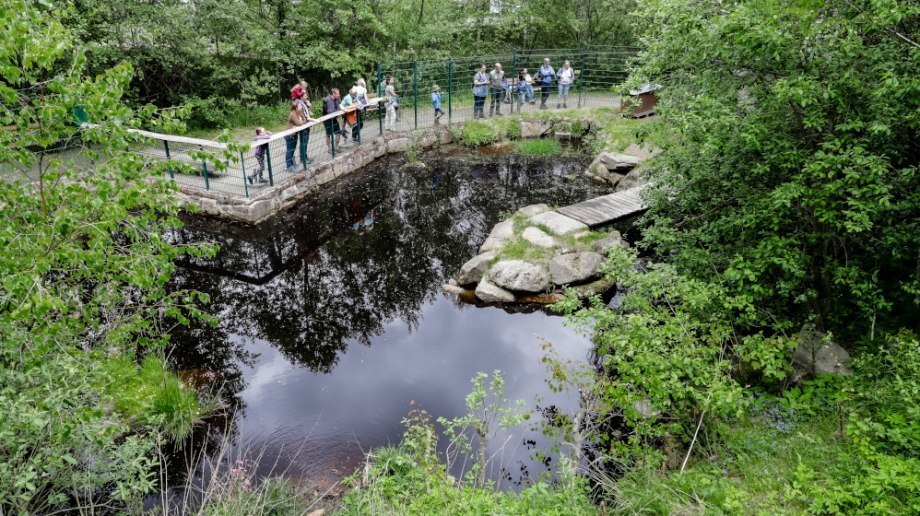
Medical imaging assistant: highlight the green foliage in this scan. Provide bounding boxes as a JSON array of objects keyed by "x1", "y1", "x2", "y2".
[
  {"x1": 555, "y1": 246, "x2": 752, "y2": 446},
  {"x1": 460, "y1": 120, "x2": 497, "y2": 147},
  {"x1": 513, "y1": 139, "x2": 561, "y2": 155},
  {"x1": 65, "y1": 0, "x2": 639, "y2": 124},
  {"x1": 0, "y1": 1, "x2": 214, "y2": 511},
  {"x1": 0, "y1": 342, "x2": 158, "y2": 513},
  {"x1": 437, "y1": 371, "x2": 529, "y2": 487},
  {"x1": 786, "y1": 333, "x2": 920, "y2": 513},
  {"x1": 341, "y1": 371, "x2": 593, "y2": 515},
  {"x1": 404, "y1": 143, "x2": 420, "y2": 163},
  {"x1": 632, "y1": 0, "x2": 920, "y2": 335}
]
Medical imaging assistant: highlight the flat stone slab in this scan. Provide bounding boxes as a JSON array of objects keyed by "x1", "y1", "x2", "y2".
[
  {"x1": 479, "y1": 219, "x2": 515, "y2": 253},
  {"x1": 529, "y1": 211, "x2": 589, "y2": 235},
  {"x1": 522, "y1": 226, "x2": 556, "y2": 248}
]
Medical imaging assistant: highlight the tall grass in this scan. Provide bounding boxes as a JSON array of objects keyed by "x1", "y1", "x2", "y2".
[
  {"x1": 98, "y1": 354, "x2": 211, "y2": 440},
  {"x1": 513, "y1": 139, "x2": 561, "y2": 155}
]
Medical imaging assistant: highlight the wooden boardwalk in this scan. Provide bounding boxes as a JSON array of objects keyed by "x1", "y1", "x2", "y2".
[{"x1": 557, "y1": 186, "x2": 647, "y2": 227}]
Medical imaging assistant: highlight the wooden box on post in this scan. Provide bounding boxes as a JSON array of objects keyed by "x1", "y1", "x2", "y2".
[{"x1": 624, "y1": 83, "x2": 660, "y2": 118}]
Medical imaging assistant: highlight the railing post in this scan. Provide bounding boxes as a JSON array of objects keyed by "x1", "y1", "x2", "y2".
[
  {"x1": 412, "y1": 60, "x2": 418, "y2": 131},
  {"x1": 511, "y1": 49, "x2": 517, "y2": 113},
  {"x1": 331, "y1": 125, "x2": 336, "y2": 158},
  {"x1": 377, "y1": 63, "x2": 383, "y2": 136},
  {"x1": 447, "y1": 58, "x2": 453, "y2": 121},
  {"x1": 580, "y1": 45, "x2": 587, "y2": 108},
  {"x1": 240, "y1": 151, "x2": 249, "y2": 197},
  {"x1": 265, "y1": 144, "x2": 275, "y2": 186},
  {"x1": 163, "y1": 140, "x2": 174, "y2": 179},
  {"x1": 199, "y1": 146, "x2": 210, "y2": 190}
]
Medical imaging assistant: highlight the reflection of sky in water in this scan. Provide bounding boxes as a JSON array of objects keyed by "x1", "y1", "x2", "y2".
[
  {"x1": 167, "y1": 149, "x2": 603, "y2": 489},
  {"x1": 237, "y1": 296, "x2": 589, "y2": 486}
]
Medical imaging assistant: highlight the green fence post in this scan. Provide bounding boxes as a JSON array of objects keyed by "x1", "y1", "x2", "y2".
[
  {"x1": 163, "y1": 140, "x2": 174, "y2": 179},
  {"x1": 413, "y1": 60, "x2": 418, "y2": 130},
  {"x1": 266, "y1": 144, "x2": 275, "y2": 186},
  {"x1": 511, "y1": 49, "x2": 517, "y2": 113},
  {"x1": 199, "y1": 146, "x2": 210, "y2": 190},
  {"x1": 240, "y1": 151, "x2": 249, "y2": 197},
  {"x1": 377, "y1": 63, "x2": 383, "y2": 135},
  {"x1": 580, "y1": 45, "x2": 587, "y2": 108},
  {"x1": 448, "y1": 58, "x2": 453, "y2": 121}
]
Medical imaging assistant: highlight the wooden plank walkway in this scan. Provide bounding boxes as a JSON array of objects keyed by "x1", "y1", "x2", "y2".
[{"x1": 557, "y1": 186, "x2": 647, "y2": 227}]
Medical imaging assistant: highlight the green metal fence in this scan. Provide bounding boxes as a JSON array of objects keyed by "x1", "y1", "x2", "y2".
[{"x1": 136, "y1": 46, "x2": 639, "y2": 198}]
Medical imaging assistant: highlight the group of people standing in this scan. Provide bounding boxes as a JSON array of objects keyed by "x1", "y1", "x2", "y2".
[
  {"x1": 473, "y1": 58, "x2": 574, "y2": 118},
  {"x1": 248, "y1": 79, "x2": 372, "y2": 184},
  {"x1": 246, "y1": 58, "x2": 576, "y2": 184}
]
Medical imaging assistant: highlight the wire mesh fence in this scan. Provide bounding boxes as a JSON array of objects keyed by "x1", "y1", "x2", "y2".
[{"x1": 136, "y1": 46, "x2": 639, "y2": 198}]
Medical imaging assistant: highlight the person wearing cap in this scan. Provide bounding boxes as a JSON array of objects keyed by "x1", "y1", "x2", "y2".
[
  {"x1": 341, "y1": 87, "x2": 362, "y2": 146},
  {"x1": 431, "y1": 85, "x2": 444, "y2": 122}
]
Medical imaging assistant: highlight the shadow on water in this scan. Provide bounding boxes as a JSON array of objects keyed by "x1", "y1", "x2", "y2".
[{"x1": 165, "y1": 145, "x2": 609, "y2": 490}]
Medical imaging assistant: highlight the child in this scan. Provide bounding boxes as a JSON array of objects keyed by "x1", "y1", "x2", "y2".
[
  {"x1": 250, "y1": 127, "x2": 272, "y2": 184},
  {"x1": 431, "y1": 85, "x2": 444, "y2": 122}
]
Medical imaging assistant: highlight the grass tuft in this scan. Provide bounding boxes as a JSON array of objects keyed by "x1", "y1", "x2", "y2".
[
  {"x1": 98, "y1": 354, "x2": 209, "y2": 440},
  {"x1": 513, "y1": 139, "x2": 561, "y2": 156}
]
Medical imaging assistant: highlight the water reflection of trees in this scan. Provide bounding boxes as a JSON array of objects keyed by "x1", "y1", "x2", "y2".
[{"x1": 168, "y1": 152, "x2": 597, "y2": 379}]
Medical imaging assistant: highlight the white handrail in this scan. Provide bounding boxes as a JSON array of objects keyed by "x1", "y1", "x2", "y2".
[{"x1": 251, "y1": 97, "x2": 383, "y2": 149}]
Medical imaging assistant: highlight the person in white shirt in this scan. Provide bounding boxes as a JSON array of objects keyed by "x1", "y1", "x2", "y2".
[{"x1": 557, "y1": 60, "x2": 574, "y2": 109}]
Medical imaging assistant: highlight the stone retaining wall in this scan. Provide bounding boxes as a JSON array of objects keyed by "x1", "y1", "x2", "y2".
[{"x1": 174, "y1": 116, "x2": 586, "y2": 224}]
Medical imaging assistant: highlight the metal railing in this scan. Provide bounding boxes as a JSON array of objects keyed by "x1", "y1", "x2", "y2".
[{"x1": 132, "y1": 46, "x2": 639, "y2": 198}]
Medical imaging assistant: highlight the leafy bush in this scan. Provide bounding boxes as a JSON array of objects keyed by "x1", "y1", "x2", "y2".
[
  {"x1": 787, "y1": 334, "x2": 920, "y2": 513},
  {"x1": 554, "y1": 246, "x2": 752, "y2": 448}
]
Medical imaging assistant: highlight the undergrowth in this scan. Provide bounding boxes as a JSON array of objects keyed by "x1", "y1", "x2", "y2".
[{"x1": 98, "y1": 354, "x2": 209, "y2": 440}]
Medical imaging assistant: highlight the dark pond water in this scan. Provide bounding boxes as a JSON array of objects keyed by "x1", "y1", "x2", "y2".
[{"x1": 166, "y1": 146, "x2": 609, "y2": 490}]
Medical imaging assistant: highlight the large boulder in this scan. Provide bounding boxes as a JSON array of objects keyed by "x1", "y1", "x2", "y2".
[
  {"x1": 520, "y1": 120, "x2": 552, "y2": 138},
  {"x1": 599, "y1": 151, "x2": 641, "y2": 172},
  {"x1": 592, "y1": 230, "x2": 626, "y2": 255},
  {"x1": 792, "y1": 325, "x2": 852, "y2": 379},
  {"x1": 587, "y1": 155, "x2": 627, "y2": 187},
  {"x1": 479, "y1": 218, "x2": 515, "y2": 253},
  {"x1": 614, "y1": 167, "x2": 647, "y2": 192},
  {"x1": 529, "y1": 211, "x2": 589, "y2": 236},
  {"x1": 522, "y1": 226, "x2": 556, "y2": 249},
  {"x1": 475, "y1": 276, "x2": 516, "y2": 303},
  {"x1": 549, "y1": 252, "x2": 605, "y2": 285},
  {"x1": 456, "y1": 251, "x2": 497, "y2": 286},
  {"x1": 489, "y1": 260, "x2": 551, "y2": 293}
]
